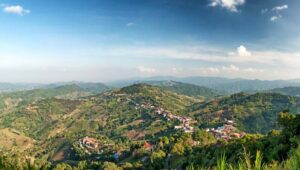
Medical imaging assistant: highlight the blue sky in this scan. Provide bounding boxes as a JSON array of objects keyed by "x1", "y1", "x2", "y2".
[{"x1": 0, "y1": 0, "x2": 299, "y2": 82}]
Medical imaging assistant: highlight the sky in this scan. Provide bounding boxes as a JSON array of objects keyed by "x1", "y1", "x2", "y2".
[{"x1": 0, "y1": 0, "x2": 300, "y2": 83}]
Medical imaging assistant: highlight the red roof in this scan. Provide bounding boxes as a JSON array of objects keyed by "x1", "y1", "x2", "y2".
[{"x1": 144, "y1": 142, "x2": 153, "y2": 149}]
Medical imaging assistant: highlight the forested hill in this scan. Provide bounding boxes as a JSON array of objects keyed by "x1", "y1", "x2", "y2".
[
  {"x1": 187, "y1": 92, "x2": 300, "y2": 134},
  {"x1": 119, "y1": 83, "x2": 200, "y2": 113},
  {"x1": 0, "y1": 83, "x2": 199, "y2": 156},
  {"x1": 266, "y1": 86, "x2": 300, "y2": 97},
  {"x1": 107, "y1": 77, "x2": 300, "y2": 93},
  {"x1": 144, "y1": 81, "x2": 225, "y2": 99}
]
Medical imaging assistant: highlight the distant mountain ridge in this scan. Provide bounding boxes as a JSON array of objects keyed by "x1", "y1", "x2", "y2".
[
  {"x1": 107, "y1": 76, "x2": 300, "y2": 93},
  {"x1": 0, "y1": 82, "x2": 41, "y2": 92},
  {"x1": 0, "y1": 81, "x2": 110, "y2": 93},
  {"x1": 1, "y1": 77, "x2": 300, "y2": 94},
  {"x1": 266, "y1": 86, "x2": 300, "y2": 97},
  {"x1": 143, "y1": 80, "x2": 226, "y2": 99}
]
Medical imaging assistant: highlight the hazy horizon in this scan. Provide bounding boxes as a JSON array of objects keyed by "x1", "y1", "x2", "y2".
[
  {"x1": 1, "y1": 0, "x2": 300, "y2": 82},
  {"x1": 0, "y1": 75, "x2": 300, "y2": 84}
]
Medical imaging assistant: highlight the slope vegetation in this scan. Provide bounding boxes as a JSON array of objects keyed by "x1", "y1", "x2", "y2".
[{"x1": 188, "y1": 92, "x2": 300, "y2": 133}]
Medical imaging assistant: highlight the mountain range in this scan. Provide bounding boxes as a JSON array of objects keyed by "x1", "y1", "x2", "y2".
[{"x1": 107, "y1": 76, "x2": 300, "y2": 93}]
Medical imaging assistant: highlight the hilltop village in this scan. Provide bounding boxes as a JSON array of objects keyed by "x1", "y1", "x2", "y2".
[
  {"x1": 78, "y1": 92, "x2": 245, "y2": 157},
  {"x1": 70, "y1": 87, "x2": 248, "y2": 170},
  {"x1": 126, "y1": 94, "x2": 197, "y2": 133}
]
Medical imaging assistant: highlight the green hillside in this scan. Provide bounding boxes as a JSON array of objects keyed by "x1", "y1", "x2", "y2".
[
  {"x1": 0, "y1": 84, "x2": 105, "y2": 110},
  {"x1": 1, "y1": 83, "x2": 300, "y2": 169},
  {"x1": 43, "y1": 82, "x2": 110, "y2": 93},
  {"x1": 267, "y1": 86, "x2": 300, "y2": 97},
  {"x1": 0, "y1": 84, "x2": 200, "y2": 164},
  {"x1": 120, "y1": 83, "x2": 199, "y2": 112},
  {"x1": 188, "y1": 92, "x2": 300, "y2": 134},
  {"x1": 147, "y1": 81, "x2": 225, "y2": 99}
]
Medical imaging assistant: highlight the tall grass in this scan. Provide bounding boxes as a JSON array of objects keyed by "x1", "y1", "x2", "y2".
[
  {"x1": 213, "y1": 150, "x2": 264, "y2": 170},
  {"x1": 283, "y1": 145, "x2": 300, "y2": 170},
  {"x1": 216, "y1": 153, "x2": 226, "y2": 170},
  {"x1": 254, "y1": 150, "x2": 263, "y2": 170},
  {"x1": 187, "y1": 148, "x2": 300, "y2": 170}
]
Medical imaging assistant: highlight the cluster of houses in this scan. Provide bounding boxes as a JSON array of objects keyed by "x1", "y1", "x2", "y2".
[
  {"x1": 205, "y1": 120, "x2": 246, "y2": 141},
  {"x1": 126, "y1": 97, "x2": 155, "y2": 110},
  {"x1": 155, "y1": 108, "x2": 196, "y2": 133},
  {"x1": 125, "y1": 95, "x2": 197, "y2": 133}
]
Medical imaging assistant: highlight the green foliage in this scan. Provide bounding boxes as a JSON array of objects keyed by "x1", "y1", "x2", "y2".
[
  {"x1": 193, "y1": 129, "x2": 216, "y2": 146},
  {"x1": 101, "y1": 162, "x2": 122, "y2": 170},
  {"x1": 156, "y1": 81, "x2": 224, "y2": 99},
  {"x1": 150, "y1": 150, "x2": 166, "y2": 169},
  {"x1": 267, "y1": 87, "x2": 300, "y2": 97},
  {"x1": 284, "y1": 145, "x2": 300, "y2": 170},
  {"x1": 254, "y1": 150, "x2": 263, "y2": 170},
  {"x1": 171, "y1": 143, "x2": 185, "y2": 156},
  {"x1": 190, "y1": 92, "x2": 300, "y2": 134},
  {"x1": 54, "y1": 163, "x2": 73, "y2": 170},
  {"x1": 216, "y1": 153, "x2": 226, "y2": 170},
  {"x1": 121, "y1": 162, "x2": 133, "y2": 170}
]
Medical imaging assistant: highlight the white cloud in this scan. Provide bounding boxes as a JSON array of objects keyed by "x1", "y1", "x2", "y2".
[
  {"x1": 137, "y1": 66, "x2": 157, "y2": 74},
  {"x1": 244, "y1": 68, "x2": 263, "y2": 73},
  {"x1": 3, "y1": 5, "x2": 30, "y2": 16},
  {"x1": 99, "y1": 45, "x2": 300, "y2": 68},
  {"x1": 269, "y1": 5, "x2": 287, "y2": 22},
  {"x1": 270, "y1": 15, "x2": 282, "y2": 22},
  {"x1": 201, "y1": 67, "x2": 220, "y2": 74},
  {"x1": 195, "y1": 65, "x2": 265, "y2": 78},
  {"x1": 261, "y1": 8, "x2": 268, "y2": 15},
  {"x1": 127, "y1": 22, "x2": 136, "y2": 27},
  {"x1": 237, "y1": 45, "x2": 251, "y2": 57},
  {"x1": 209, "y1": 0, "x2": 245, "y2": 12},
  {"x1": 272, "y1": 5, "x2": 288, "y2": 12},
  {"x1": 222, "y1": 64, "x2": 240, "y2": 72}
]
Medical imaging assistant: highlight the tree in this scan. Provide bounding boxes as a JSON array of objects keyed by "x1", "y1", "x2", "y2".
[
  {"x1": 53, "y1": 163, "x2": 72, "y2": 170},
  {"x1": 171, "y1": 143, "x2": 185, "y2": 156},
  {"x1": 150, "y1": 150, "x2": 166, "y2": 169},
  {"x1": 278, "y1": 111, "x2": 300, "y2": 138},
  {"x1": 121, "y1": 162, "x2": 133, "y2": 170},
  {"x1": 77, "y1": 161, "x2": 87, "y2": 170},
  {"x1": 102, "y1": 162, "x2": 122, "y2": 170},
  {"x1": 161, "y1": 136, "x2": 169, "y2": 145},
  {"x1": 193, "y1": 129, "x2": 216, "y2": 146}
]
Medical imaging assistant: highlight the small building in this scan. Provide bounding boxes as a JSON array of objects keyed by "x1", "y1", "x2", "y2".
[
  {"x1": 226, "y1": 120, "x2": 234, "y2": 125},
  {"x1": 143, "y1": 141, "x2": 153, "y2": 151},
  {"x1": 231, "y1": 133, "x2": 241, "y2": 138},
  {"x1": 184, "y1": 129, "x2": 194, "y2": 133},
  {"x1": 81, "y1": 137, "x2": 99, "y2": 149},
  {"x1": 174, "y1": 125, "x2": 183, "y2": 129}
]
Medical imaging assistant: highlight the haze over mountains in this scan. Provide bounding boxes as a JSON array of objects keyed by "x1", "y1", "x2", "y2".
[{"x1": 2, "y1": 76, "x2": 300, "y2": 95}]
